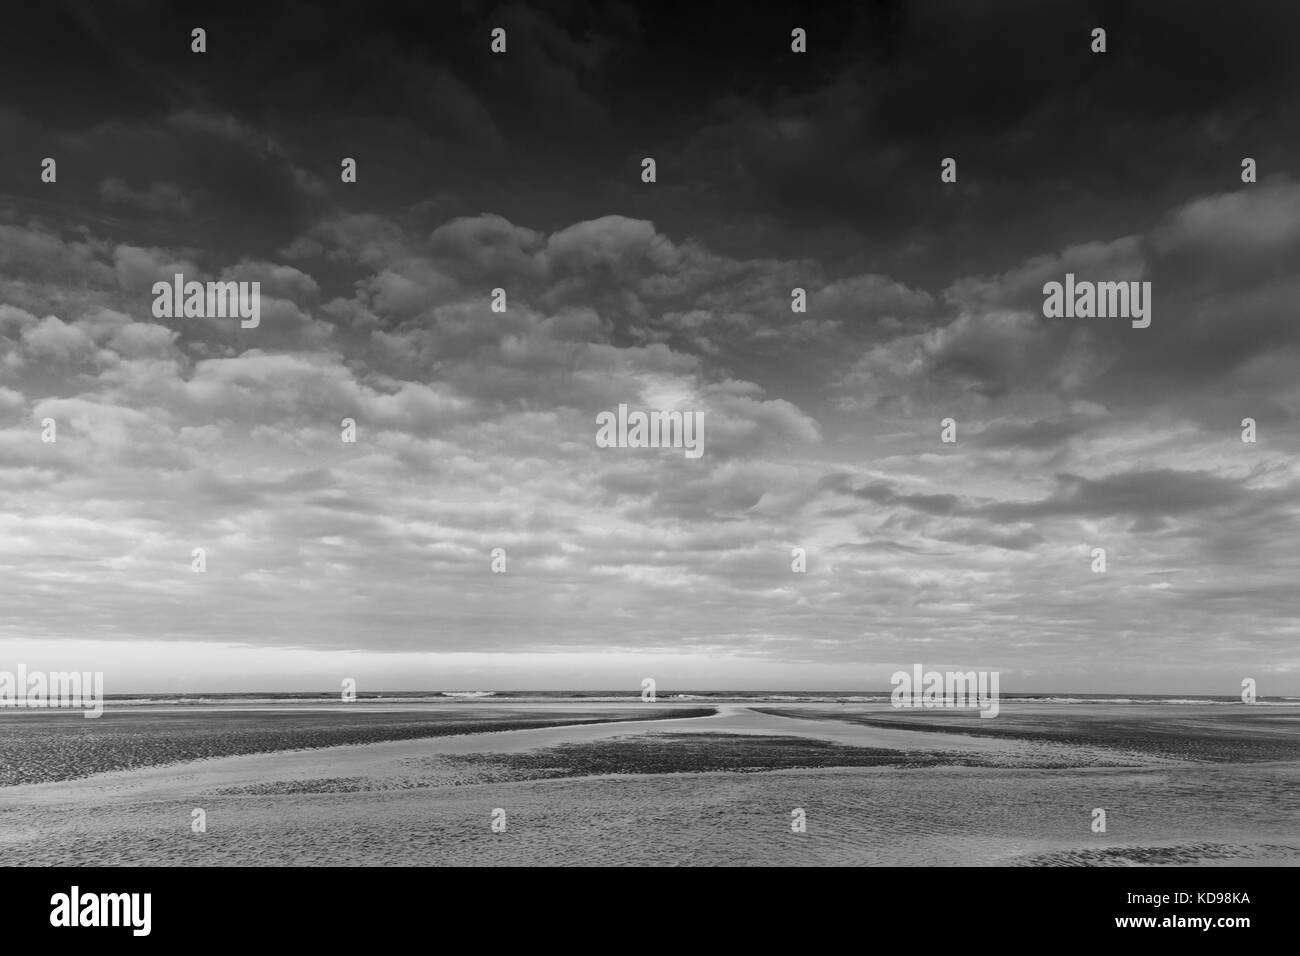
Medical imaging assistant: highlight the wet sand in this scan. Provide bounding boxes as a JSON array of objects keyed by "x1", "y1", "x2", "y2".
[{"x1": 1, "y1": 701, "x2": 1297, "y2": 865}]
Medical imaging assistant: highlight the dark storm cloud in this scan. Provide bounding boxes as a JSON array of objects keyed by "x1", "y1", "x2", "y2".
[
  {"x1": 824, "y1": 467, "x2": 1300, "y2": 531},
  {"x1": 822, "y1": 473, "x2": 961, "y2": 516},
  {"x1": 6, "y1": 0, "x2": 1295, "y2": 273},
  {"x1": 971, "y1": 417, "x2": 1092, "y2": 451},
  {"x1": 979, "y1": 469, "x2": 1252, "y2": 522}
]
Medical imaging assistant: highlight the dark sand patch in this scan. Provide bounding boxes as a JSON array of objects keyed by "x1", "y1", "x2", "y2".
[
  {"x1": 420, "y1": 732, "x2": 1133, "y2": 779},
  {"x1": 0, "y1": 707, "x2": 715, "y2": 786},
  {"x1": 214, "y1": 768, "x2": 559, "y2": 796},
  {"x1": 1012, "y1": 842, "x2": 1300, "y2": 866},
  {"x1": 755, "y1": 706, "x2": 1300, "y2": 763}
]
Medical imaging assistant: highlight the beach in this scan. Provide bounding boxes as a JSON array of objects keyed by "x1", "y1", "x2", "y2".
[{"x1": 1, "y1": 700, "x2": 1297, "y2": 866}]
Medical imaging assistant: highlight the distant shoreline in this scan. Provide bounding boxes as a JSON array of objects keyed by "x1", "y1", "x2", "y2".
[{"x1": 67, "y1": 691, "x2": 1300, "y2": 705}]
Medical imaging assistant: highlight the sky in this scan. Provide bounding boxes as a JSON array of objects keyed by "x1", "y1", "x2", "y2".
[{"x1": 1, "y1": 0, "x2": 1298, "y2": 694}]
